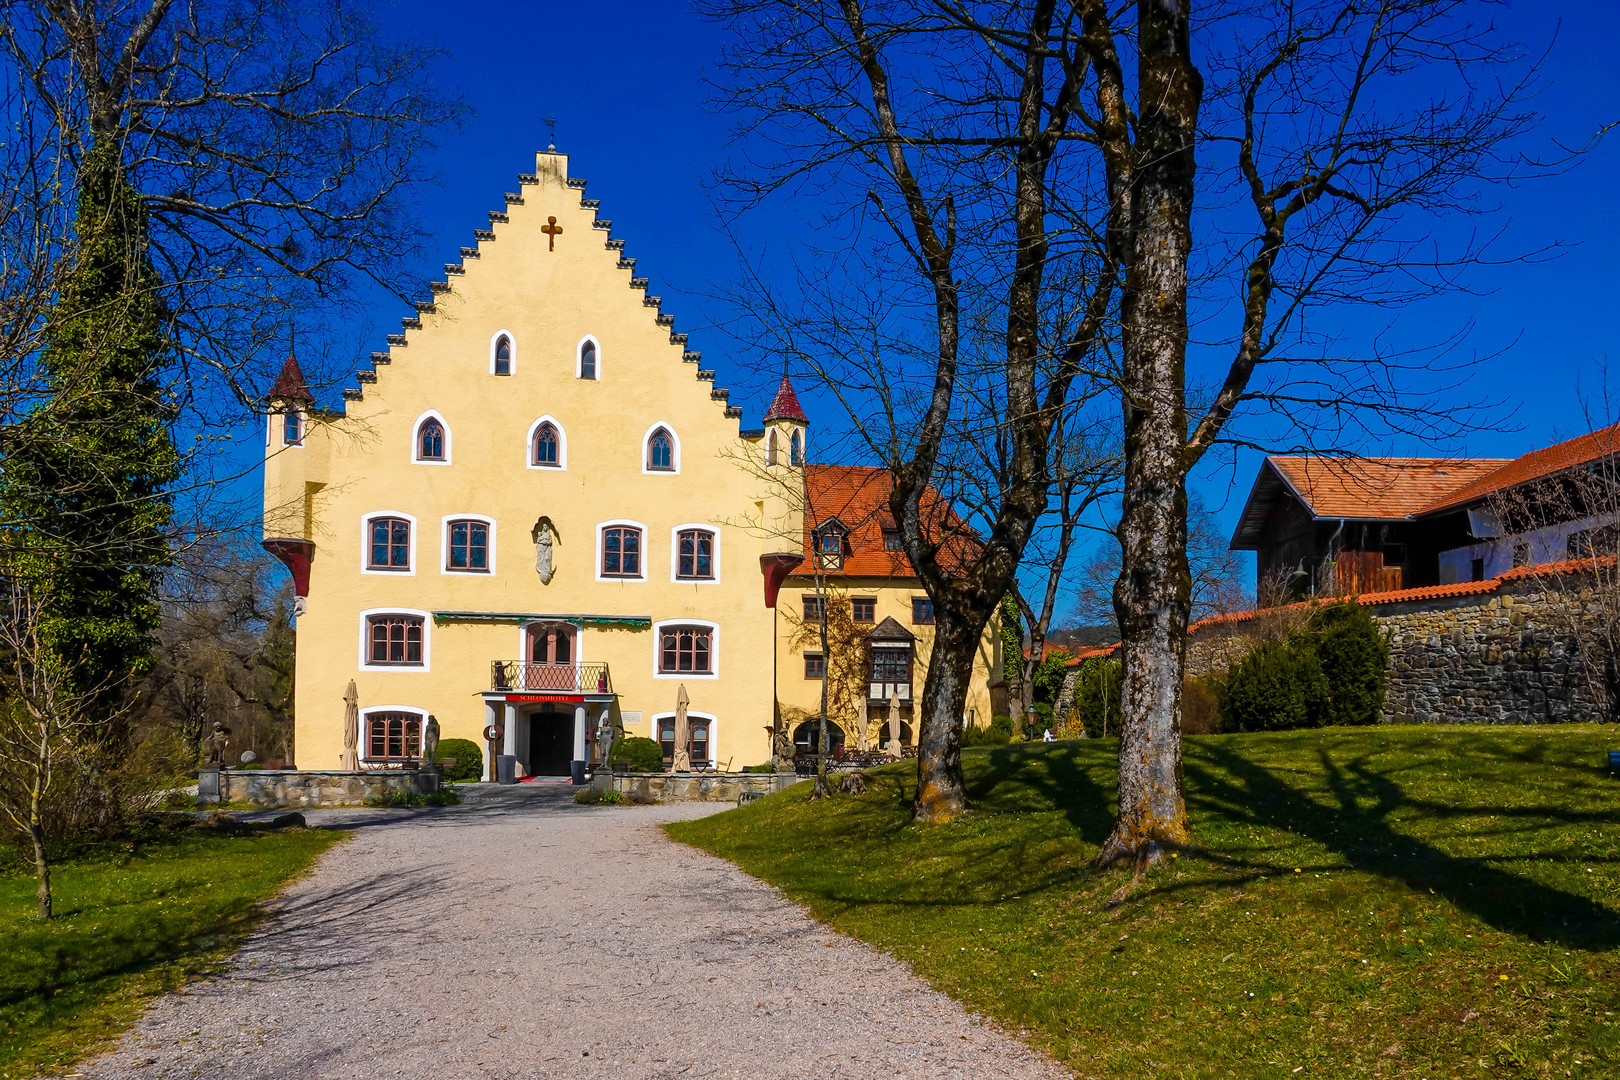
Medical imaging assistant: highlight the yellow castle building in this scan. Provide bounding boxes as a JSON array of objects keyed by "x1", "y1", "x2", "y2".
[{"x1": 261, "y1": 149, "x2": 997, "y2": 781}]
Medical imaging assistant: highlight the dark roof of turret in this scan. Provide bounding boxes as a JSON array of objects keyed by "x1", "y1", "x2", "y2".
[
  {"x1": 763, "y1": 375, "x2": 807, "y2": 424},
  {"x1": 268, "y1": 351, "x2": 314, "y2": 404}
]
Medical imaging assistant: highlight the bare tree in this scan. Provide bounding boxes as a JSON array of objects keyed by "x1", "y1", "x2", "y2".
[{"x1": 706, "y1": 1, "x2": 1543, "y2": 855}]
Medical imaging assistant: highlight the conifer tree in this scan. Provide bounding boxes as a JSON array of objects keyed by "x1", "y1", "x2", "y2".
[{"x1": 0, "y1": 139, "x2": 178, "y2": 717}]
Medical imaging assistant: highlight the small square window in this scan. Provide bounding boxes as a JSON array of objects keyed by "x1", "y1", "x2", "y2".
[
  {"x1": 851, "y1": 597, "x2": 875, "y2": 622},
  {"x1": 602, "y1": 526, "x2": 642, "y2": 578},
  {"x1": 882, "y1": 529, "x2": 902, "y2": 552},
  {"x1": 367, "y1": 517, "x2": 411, "y2": 571},
  {"x1": 447, "y1": 520, "x2": 489, "y2": 572},
  {"x1": 911, "y1": 597, "x2": 935, "y2": 624},
  {"x1": 802, "y1": 595, "x2": 825, "y2": 623},
  {"x1": 804, "y1": 653, "x2": 825, "y2": 679}
]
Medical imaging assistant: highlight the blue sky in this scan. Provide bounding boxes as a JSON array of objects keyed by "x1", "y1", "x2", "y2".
[{"x1": 287, "y1": 0, "x2": 1620, "y2": 599}]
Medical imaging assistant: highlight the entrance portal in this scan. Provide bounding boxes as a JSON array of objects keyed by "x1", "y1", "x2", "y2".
[{"x1": 525, "y1": 708, "x2": 573, "y2": 777}]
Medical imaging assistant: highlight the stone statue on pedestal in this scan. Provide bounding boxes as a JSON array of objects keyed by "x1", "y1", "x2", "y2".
[
  {"x1": 422, "y1": 714, "x2": 440, "y2": 765},
  {"x1": 203, "y1": 721, "x2": 231, "y2": 766}
]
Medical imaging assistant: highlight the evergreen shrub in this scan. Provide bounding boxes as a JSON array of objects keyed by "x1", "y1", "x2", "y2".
[
  {"x1": 1308, "y1": 602, "x2": 1389, "y2": 726},
  {"x1": 611, "y1": 736, "x2": 665, "y2": 773},
  {"x1": 1072, "y1": 658, "x2": 1122, "y2": 738},
  {"x1": 1218, "y1": 638, "x2": 1330, "y2": 732},
  {"x1": 434, "y1": 738, "x2": 484, "y2": 781},
  {"x1": 962, "y1": 714, "x2": 1015, "y2": 747}
]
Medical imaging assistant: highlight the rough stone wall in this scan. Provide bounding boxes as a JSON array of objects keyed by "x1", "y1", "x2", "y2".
[
  {"x1": 614, "y1": 771, "x2": 805, "y2": 803},
  {"x1": 221, "y1": 769, "x2": 429, "y2": 808}
]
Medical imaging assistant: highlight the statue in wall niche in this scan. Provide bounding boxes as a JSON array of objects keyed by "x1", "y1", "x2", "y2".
[
  {"x1": 203, "y1": 721, "x2": 231, "y2": 766},
  {"x1": 533, "y1": 516, "x2": 557, "y2": 584},
  {"x1": 422, "y1": 714, "x2": 440, "y2": 766}
]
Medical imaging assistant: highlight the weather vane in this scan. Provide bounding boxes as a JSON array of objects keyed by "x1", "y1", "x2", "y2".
[{"x1": 540, "y1": 116, "x2": 556, "y2": 153}]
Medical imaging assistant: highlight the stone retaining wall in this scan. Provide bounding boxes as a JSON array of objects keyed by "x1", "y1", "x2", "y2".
[
  {"x1": 217, "y1": 769, "x2": 433, "y2": 808},
  {"x1": 613, "y1": 771, "x2": 805, "y2": 803}
]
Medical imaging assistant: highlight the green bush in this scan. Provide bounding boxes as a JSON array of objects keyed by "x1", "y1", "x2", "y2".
[
  {"x1": 1182, "y1": 677, "x2": 1220, "y2": 735},
  {"x1": 962, "y1": 713, "x2": 1015, "y2": 747},
  {"x1": 1219, "y1": 638, "x2": 1330, "y2": 733},
  {"x1": 611, "y1": 736, "x2": 665, "y2": 773},
  {"x1": 1308, "y1": 602, "x2": 1389, "y2": 726},
  {"x1": 573, "y1": 787, "x2": 603, "y2": 804},
  {"x1": 1072, "y1": 658, "x2": 1122, "y2": 738},
  {"x1": 599, "y1": 788, "x2": 624, "y2": 804},
  {"x1": 433, "y1": 738, "x2": 485, "y2": 781},
  {"x1": 742, "y1": 763, "x2": 776, "y2": 773}
]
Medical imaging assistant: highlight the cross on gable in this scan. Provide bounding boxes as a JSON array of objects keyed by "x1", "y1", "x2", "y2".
[{"x1": 542, "y1": 216, "x2": 563, "y2": 251}]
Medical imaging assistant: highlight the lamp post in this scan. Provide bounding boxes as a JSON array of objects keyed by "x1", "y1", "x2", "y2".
[{"x1": 1025, "y1": 703, "x2": 1038, "y2": 742}]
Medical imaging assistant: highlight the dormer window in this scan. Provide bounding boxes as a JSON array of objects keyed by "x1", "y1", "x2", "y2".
[
  {"x1": 813, "y1": 521, "x2": 847, "y2": 570},
  {"x1": 493, "y1": 334, "x2": 512, "y2": 375},
  {"x1": 882, "y1": 529, "x2": 903, "y2": 552}
]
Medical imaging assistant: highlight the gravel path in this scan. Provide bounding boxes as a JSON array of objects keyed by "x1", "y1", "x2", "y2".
[{"x1": 82, "y1": 786, "x2": 1071, "y2": 1080}]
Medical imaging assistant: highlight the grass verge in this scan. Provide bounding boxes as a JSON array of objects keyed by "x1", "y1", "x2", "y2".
[
  {"x1": 0, "y1": 818, "x2": 341, "y2": 1078},
  {"x1": 669, "y1": 725, "x2": 1620, "y2": 1079}
]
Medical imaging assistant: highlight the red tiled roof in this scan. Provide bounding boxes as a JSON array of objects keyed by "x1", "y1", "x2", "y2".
[
  {"x1": 763, "y1": 375, "x2": 808, "y2": 424},
  {"x1": 1267, "y1": 456, "x2": 1510, "y2": 519},
  {"x1": 268, "y1": 351, "x2": 313, "y2": 403},
  {"x1": 1417, "y1": 423, "x2": 1620, "y2": 515},
  {"x1": 794, "y1": 464, "x2": 979, "y2": 579}
]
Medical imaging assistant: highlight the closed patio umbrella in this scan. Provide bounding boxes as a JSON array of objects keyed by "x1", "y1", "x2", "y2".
[
  {"x1": 340, "y1": 680, "x2": 360, "y2": 770},
  {"x1": 673, "y1": 684, "x2": 691, "y2": 772},
  {"x1": 887, "y1": 693, "x2": 902, "y2": 760},
  {"x1": 855, "y1": 698, "x2": 869, "y2": 753}
]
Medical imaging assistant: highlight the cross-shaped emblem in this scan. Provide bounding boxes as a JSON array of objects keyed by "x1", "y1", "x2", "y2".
[{"x1": 542, "y1": 216, "x2": 563, "y2": 251}]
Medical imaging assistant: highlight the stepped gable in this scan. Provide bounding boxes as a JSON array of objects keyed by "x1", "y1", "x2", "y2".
[
  {"x1": 1417, "y1": 422, "x2": 1620, "y2": 515},
  {"x1": 268, "y1": 350, "x2": 314, "y2": 403},
  {"x1": 763, "y1": 375, "x2": 808, "y2": 424},
  {"x1": 802, "y1": 465, "x2": 979, "y2": 578},
  {"x1": 339, "y1": 149, "x2": 731, "y2": 415}
]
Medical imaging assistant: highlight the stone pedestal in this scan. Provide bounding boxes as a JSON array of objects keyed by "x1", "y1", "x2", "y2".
[
  {"x1": 415, "y1": 769, "x2": 440, "y2": 794},
  {"x1": 196, "y1": 766, "x2": 221, "y2": 806}
]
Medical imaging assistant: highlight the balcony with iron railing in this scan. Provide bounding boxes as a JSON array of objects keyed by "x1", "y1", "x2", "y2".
[{"x1": 489, "y1": 660, "x2": 613, "y2": 696}]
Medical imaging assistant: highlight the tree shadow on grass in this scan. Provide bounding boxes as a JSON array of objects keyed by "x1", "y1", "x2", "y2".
[{"x1": 1185, "y1": 741, "x2": 1620, "y2": 951}]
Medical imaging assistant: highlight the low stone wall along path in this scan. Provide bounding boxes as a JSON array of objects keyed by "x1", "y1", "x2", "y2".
[{"x1": 83, "y1": 785, "x2": 1070, "y2": 1080}]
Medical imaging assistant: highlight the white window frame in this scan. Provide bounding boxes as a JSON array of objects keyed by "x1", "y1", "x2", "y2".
[
  {"x1": 490, "y1": 329, "x2": 517, "y2": 376},
  {"x1": 411, "y1": 409, "x2": 451, "y2": 466},
  {"x1": 764, "y1": 428, "x2": 777, "y2": 467},
  {"x1": 358, "y1": 705, "x2": 429, "y2": 763},
  {"x1": 576, "y1": 333, "x2": 601, "y2": 380},
  {"x1": 360, "y1": 511, "x2": 418, "y2": 576},
  {"x1": 357, "y1": 608, "x2": 432, "y2": 672},
  {"x1": 441, "y1": 513, "x2": 496, "y2": 575},
  {"x1": 652, "y1": 618, "x2": 720, "y2": 680},
  {"x1": 641, "y1": 421, "x2": 681, "y2": 475},
  {"x1": 669, "y1": 523, "x2": 722, "y2": 584},
  {"x1": 650, "y1": 710, "x2": 719, "y2": 767},
  {"x1": 595, "y1": 518, "x2": 649, "y2": 582},
  {"x1": 525, "y1": 414, "x2": 568, "y2": 470},
  {"x1": 280, "y1": 410, "x2": 304, "y2": 448}
]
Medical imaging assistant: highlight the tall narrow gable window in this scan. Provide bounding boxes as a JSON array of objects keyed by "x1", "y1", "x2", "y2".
[
  {"x1": 765, "y1": 429, "x2": 778, "y2": 466},
  {"x1": 367, "y1": 517, "x2": 411, "y2": 570},
  {"x1": 790, "y1": 429, "x2": 804, "y2": 465},
  {"x1": 601, "y1": 526, "x2": 642, "y2": 578},
  {"x1": 676, "y1": 529, "x2": 714, "y2": 580},
  {"x1": 647, "y1": 427, "x2": 674, "y2": 472},
  {"x1": 417, "y1": 418, "x2": 445, "y2": 461},
  {"x1": 494, "y1": 335, "x2": 512, "y2": 375},
  {"x1": 533, "y1": 422, "x2": 560, "y2": 466},
  {"x1": 447, "y1": 520, "x2": 489, "y2": 572},
  {"x1": 579, "y1": 340, "x2": 597, "y2": 380},
  {"x1": 282, "y1": 411, "x2": 302, "y2": 446}
]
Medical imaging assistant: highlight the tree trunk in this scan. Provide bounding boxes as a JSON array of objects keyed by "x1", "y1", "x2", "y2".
[
  {"x1": 913, "y1": 606, "x2": 979, "y2": 822},
  {"x1": 29, "y1": 754, "x2": 51, "y2": 919},
  {"x1": 1099, "y1": 0, "x2": 1201, "y2": 867}
]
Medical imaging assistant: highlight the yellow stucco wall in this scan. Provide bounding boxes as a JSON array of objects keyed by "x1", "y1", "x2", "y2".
[{"x1": 263, "y1": 151, "x2": 995, "y2": 774}]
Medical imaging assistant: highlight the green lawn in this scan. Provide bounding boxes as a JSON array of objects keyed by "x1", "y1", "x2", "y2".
[
  {"x1": 669, "y1": 726, "x2": 1620, "y2": 1079},
  {"x1": 0, "y1": 820, "x2": 341, "y2": 1079}
]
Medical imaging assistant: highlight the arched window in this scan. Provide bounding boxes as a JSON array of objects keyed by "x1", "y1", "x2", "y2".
[
  {"x1": 579, "y1": 340, "x2": 597, "y2": 380},
  {"x1": 533, "y1": 422, "x2": 560, "y2": 467},
  {"x1": 493, "y1": 334, "x2": 512, "y2": 376},
  {"x1": 417, "y1": 418, "x2": 445, "y2": 461},
  {"x1": 789, "y1": 429, "x2": 804, "y2": 466},
  {"x1": 793, "y1": 720, "x2": 845, "y2": 754},
  {"x1": 876, "y1": 721, "x2": 913, "y2": 751},
  {"x1": 657, "y1": 716, "x2": 713, "y2": 769},
  {"x1": 646, "y1": 427, "x2": 674, "y2": 472},
  {"x1": 765, "y1": 429, "x2": 778, "y2": 466}
]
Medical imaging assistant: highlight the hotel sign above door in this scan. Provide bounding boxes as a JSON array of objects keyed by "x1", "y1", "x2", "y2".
[{"x1": 500, "y1": 693, "x2": 583, "y2": 704}]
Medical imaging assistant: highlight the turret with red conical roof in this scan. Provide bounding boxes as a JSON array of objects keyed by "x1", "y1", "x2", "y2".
[
  {"x1": 763, "y1": 374, "x2": 807, "y2": 425},
  {"x1": 268, "y1": 349, "x2": 314, "y2": 404}
]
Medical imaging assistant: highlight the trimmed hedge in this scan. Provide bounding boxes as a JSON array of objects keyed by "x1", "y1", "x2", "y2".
[
  {"x1": 611, "y1": 736, "x2": 665, "y2": 773},
  {"x1": 434, "y1": 738, "x2": 484, "y2": 782},
  {"x1": 1309, "y1": 602, "x2": 1389, "y2": 726},
  {"x1": 1216, "y1": 601, "x2": 1387, "y2": 732}
]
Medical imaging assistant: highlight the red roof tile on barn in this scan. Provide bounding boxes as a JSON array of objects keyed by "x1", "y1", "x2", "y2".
[
  {"x1": 763, "y1": 375, "x2": 808, "y2": 424},
  {"x1": 268, "y1": 351, "x2": 314, "y2": 404},
  {"x1": 1266, "y1": 456, "x2": 1509, "y2": 519},
  {"x1": 1417, "y1": 422, "x2": 1620, "y2": 515},
  {"x1": 796, "y1": 464, "x2": 979, "y2": 579}
]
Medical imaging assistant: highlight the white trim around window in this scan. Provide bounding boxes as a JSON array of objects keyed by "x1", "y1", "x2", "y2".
[
  {"x1": 576, "y1": 333, "x2": 601, "y2": 380},
  {"x1": 641, "y1": 421, "x2": 681, "y2": 475},
  {"x1": 357, "y1": 608, "x2": 432, "y2": 672},
  {"x1": 490, "y1": 329, "x2": 516, "y2": 375},
  {"x1": 358, "y1": 705, "x2": 429, "y2": 763},
  {"x1": 516, "y1": 620, "x2": 587, "y2": 665},
  {"x1": 360, "y1": 511, "x2": 418, "y2": 575},
  {"x1": 669, "y1": 523, "x2": 721, "y2": 584},
  {"x1": 525, "y1": 414, "x2": 568, "y2": 470},
  {"x1": 652, "y1": 618, "x2": 720, "y2": 680},
  {"x1": 411, "y1": 409, "x2": 451, "y2": 466},
  {"x1": 595, "y1": 519, "x2": 648, "y2": 582},
  {"x1": 441, "y1": 514, "x2": 496, "y2": 575},
  {"x1": 650, "y1": 709, "x2": 719, "y2": 767}
]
